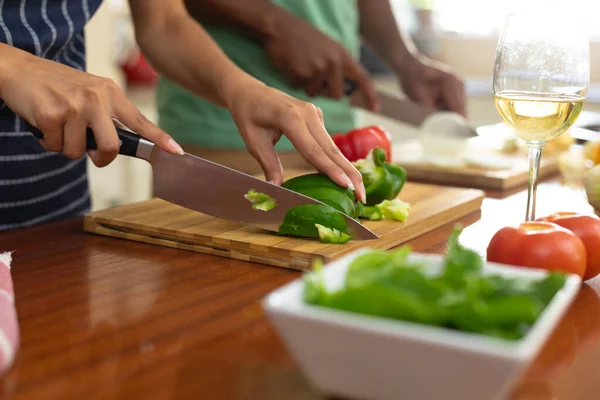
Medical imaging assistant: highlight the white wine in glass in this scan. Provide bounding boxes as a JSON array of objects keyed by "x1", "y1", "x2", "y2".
[{"x1": 493, "y1": 13, "x2": 589, "y2": 221}]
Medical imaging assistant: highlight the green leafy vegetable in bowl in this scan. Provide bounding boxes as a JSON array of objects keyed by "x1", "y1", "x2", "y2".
[{"x1": 303, "y1": 225, "x2": 567, "y2": 340}]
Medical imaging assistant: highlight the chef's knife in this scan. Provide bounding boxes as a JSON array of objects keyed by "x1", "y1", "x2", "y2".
[
  {"x1": 347, "y1": 80, "x2": 478, "y2": 138},
  {"x1": 30, "y1": 125, "x2": 378, "y2": 240}
]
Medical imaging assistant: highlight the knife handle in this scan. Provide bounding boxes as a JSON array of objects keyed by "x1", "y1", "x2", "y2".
[
  {"x1": 29, "y1": 124, "x2": 142, "y2": 157},
  {"x1": 321, "y1": 78, "x2": 358, "y2": 96}
]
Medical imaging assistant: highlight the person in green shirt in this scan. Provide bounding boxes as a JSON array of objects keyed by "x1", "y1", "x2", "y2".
[{"x1": 157, "y1": 0, "x2": 465, "y2": 177}]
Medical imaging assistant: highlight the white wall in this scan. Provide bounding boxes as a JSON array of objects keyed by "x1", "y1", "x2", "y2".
[{"x1": 84, "y1": 3, "x2": 154, "y2": 211}]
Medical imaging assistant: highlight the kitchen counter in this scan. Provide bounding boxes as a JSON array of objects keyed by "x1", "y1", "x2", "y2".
[{"x1": 0, "y1": 179, "x2": 599, "y2": 400}]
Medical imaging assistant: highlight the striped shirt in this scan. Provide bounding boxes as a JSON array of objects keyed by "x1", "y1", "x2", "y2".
[{"x1": 0, "y1": 0, "x2": 102, "y2": 231}]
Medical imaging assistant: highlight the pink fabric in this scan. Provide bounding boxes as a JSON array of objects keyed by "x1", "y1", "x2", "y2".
[{"x1": 0, "y1": 252, "x2": 18, "y2": 375}]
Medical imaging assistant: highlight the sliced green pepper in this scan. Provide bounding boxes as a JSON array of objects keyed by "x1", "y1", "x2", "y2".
[
  {"x1": 244, "y1": 189, "x2": 277, "y2": 211},
  {"x1": 375, "y1": 199, "x2": 410, "y2": 222},
  {"x1": 354, "y1": 147, "x2": 407, "y2": 206},
  {"x1": 278, "y1": 174, "x2": 356, "y2": 243},
  {"x1": 355, "y1": 201, "x2": 383, "y2": 221},
  {"x1": 315, "y1": 224, "x2": 352, "y2": 244},
  {"x1": 278, "y1": 204, "x2": 348, "y2": 239},
  {"x1": 282, "y1": 173, "x2": 356, "y2": 217}
]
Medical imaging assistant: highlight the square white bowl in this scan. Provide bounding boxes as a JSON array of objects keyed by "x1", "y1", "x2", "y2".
[{"x1": 262, "y1": 249, "x2": 581, "y2": 400}]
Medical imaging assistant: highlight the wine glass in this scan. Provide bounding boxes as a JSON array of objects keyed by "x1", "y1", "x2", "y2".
[{"x1": 493, "y1": 12, "x2": 589, "y2": 221}]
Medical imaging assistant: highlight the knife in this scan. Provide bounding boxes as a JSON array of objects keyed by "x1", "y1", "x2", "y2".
[
  {"x1": 30, "y1": 125, "x2": 378, "y2": 240},
  {"x1": 347, "y1": 80, "x2": 478, "y2": 138}
]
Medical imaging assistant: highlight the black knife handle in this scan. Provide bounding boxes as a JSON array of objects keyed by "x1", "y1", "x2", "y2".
[
  {"x1": 321, "y1": 77, "x2": 358, "y2": 96},
  {"x1": 29, "y1": 124, "x2": 142, "y2": 157}
]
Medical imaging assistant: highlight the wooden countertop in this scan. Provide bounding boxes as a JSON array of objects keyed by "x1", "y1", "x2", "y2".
[{"x1": 1, "y1": 180, "x2": 599, "y2": 400}]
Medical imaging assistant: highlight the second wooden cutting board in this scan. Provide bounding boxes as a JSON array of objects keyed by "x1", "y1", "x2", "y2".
[{"x1": 83, "y1": 170, "x2": 484, "y2": 270}]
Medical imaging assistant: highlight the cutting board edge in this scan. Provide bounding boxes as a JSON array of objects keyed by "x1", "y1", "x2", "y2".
[
  {"x1": 83, "y1": 188, "x2": 485, "y2": 270},
  {"x1": 83, "y1": 218, "x2": 314, "y2": 271},
  {"x1": 400, "y1": 157, "x2": 559, "y2": 191}
]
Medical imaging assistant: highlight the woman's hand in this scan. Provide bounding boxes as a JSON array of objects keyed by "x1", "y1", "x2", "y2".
[
  {"x1": 223, "y1": 75, "x2": 366, "y2": 203},
  {"x1": 0, "y1": 45, "x2": 183, "y2": 167}
]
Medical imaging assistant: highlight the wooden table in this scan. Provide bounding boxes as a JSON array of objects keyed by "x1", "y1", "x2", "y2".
[{"x1": 1, "y1": 180, "x2": 599, "y2": 400}]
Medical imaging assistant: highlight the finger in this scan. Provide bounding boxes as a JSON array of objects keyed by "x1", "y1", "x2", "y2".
[
  {"x1": 241, "y1": 127, "x2": 284, "y2": 185},
  {"x1": 304, "y1": 61, "x2": 330, "y2": 97},
  {"x1": 304, "y1": 72, "x2": 328, "y2": 98},
  {"x1": 305, "y1": 105, "x2": 366, "y2": 203},
  {"x1": 61, "y1": 115, "x2": 87, "y2": 160},
  {"x1": 111, "y1": 95, "x2": 184, "y2": 155},
  {"x1": 441, "y1": 75, "x2": 466, "y2": 116},
  {"x1": 345, "y1": 60, "x2": 380, "y2": 112},
  {"x1": 87, "y1": 112, "x2": 120, "y2": 168},
  {"x1": 454, "y1": 78, "x2": 468, "y2": 117},
  {"x1": 36, "y1": 124, "x2": 64, "y2": 153},
  {"x1": 322, "y1": 60, "x2": 345, "y2": 99},
  {"x1": 279, "y1": 105, "x2": 357, "y2": 196}
]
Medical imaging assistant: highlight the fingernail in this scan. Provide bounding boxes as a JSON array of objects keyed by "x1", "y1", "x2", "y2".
[
  {"x1": 359, "y1": 182, "x2": 367, "y2": 204},
  {"x1": 168, "y1": 138, "x2": 184, "y2": 155},
  {"x1": 342, "y1": 175, "x2": 355, "y2": 191}
]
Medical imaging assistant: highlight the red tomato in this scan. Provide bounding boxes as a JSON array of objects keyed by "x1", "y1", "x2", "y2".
[
  {"x1": 486, "y1": 221, "x2": 587, "y2": 278},
  {"x1": 331, "y1": 125, "x2": 392, "y2": 162},
  {"x1": 537, "y1": 212, "x2": 600, "y2": 281}
]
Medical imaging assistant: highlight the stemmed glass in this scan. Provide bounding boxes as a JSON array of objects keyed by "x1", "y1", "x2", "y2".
[{"x1": 493, "y1": 12, "x2": 589, "y2": 221}]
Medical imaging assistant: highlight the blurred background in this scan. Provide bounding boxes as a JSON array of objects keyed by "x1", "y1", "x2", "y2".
[{"x1": 86, "y1": 0, "x2": 600, "y2": 211}]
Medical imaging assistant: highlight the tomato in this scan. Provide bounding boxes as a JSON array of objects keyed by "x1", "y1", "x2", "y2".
[
  {"x1": 331, "y1": 125, "x2": 392, "y2": 162},
  {"x1": 486, "y1": 221, "x2": 587, "y2": 278},
  {"x1": 537, "y1": 212, "x2": 600, "y2": 281}
]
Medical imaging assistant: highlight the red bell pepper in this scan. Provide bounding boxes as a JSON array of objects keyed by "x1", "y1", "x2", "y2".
[{"x1": 332, "y1": 125, "x2": 392, "y2": 162}]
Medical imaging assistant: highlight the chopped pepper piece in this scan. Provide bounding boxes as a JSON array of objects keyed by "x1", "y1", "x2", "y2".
[
  {"x1": 244, "y1": 189, "x2": 277, "y2": 211},
  {"x1": 278, "y1": 204, "x2": 349, "y2": 239},
  {"x1": 375, "y1": 198, "x2": 410, "y2": 221},
  {"x1": 282, "y1": 173, "x2": 356, "y2": 217},
  {"x1": 356, "y1": 201, "x2": 383, "y2": 221},
  {"x1": 315, "y1": 224, "x2": 352, "y2": 244},
  {"x1": 354, "y1": 147, "x2": 407, "y2": 206}
]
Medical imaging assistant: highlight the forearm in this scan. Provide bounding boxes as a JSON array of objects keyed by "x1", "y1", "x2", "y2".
[
  {"x1": 357, "y1": 0, "x2": 418, "y2": 76},
  {"x1": 133, "y1": 8, "x2": 256, "y2": 108},
  {"x1": 184, "y1": 0, "x2": 287, "y2": 44},
  {"x1": 0, "y1": 43, "x2": 34, "y2": 95}
]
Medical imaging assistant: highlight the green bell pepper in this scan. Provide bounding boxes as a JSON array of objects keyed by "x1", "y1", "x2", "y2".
[
  {"x1": 355, "y1": 201, "x2": 383, "y2": 221},
  {"x1": 278, "y1": 204, "x2": 349, "y2": 239},
  {"x1": 315, "y1": 224, "x2": 352, "y2": 244},
  {"x1": 244, "y1": 189, "x2": 277, "y2": 211},
  {"x1": 354, "y1": 147, "x2": 407, "y2": 206},
  {"x1": 375, "y1": 199, "x2": 410, "y2": 222},
  {"x1": 278, "y1": 174, "x2": 355, "y2": 243},
  {"x1": 282, "y1": 173, "x2": 356, "y2": 217}
]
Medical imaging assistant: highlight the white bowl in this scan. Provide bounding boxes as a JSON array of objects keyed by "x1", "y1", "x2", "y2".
[{"x1": 262, "y1": 249, "x2": 581, "y2": 400}]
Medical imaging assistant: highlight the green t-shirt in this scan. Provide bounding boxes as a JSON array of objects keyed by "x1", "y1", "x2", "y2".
[{"x1": 156, "y1": 0, "x2": 359, "y2": 150}]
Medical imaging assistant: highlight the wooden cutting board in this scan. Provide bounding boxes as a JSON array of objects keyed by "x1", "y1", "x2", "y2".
[
  {"x1": 399, "y1": 156, "x2": 559, "y2": 191},
  {"x1": 83, "y1": 172, "x2": 484, "y2": 270},
  {"x1": 393, "y1": 137, "x2": 560, "y2": 191}
]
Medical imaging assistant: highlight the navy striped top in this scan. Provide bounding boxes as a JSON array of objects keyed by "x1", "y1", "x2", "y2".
[{"x1": 0, "y1": 0, "x2": 102, "y2": 231}]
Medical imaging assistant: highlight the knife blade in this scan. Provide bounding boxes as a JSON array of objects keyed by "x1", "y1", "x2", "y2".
[
  {"x1": 30, "y1": 125, "x2": 378, "y2": 240},
  {"x1": 349, "y1": 85, "x2": 478, "y2": 138}
]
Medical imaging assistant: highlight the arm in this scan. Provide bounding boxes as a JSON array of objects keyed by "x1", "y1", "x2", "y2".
[
  {"x1": 182, "y1": 0, "x2": 282, "y2": 44},
  {"x1": 179, "y1": 0, "x2": 378, "y2": 108},
  {"x1": 127, "y1": 0, "x2": 366, "y2": 201},
  {"x1": 357, "y1": 0, "x2": 418, "y2": 77},
  {"x1": 357, "y1": 0, "x2": 466, "y2": 115},
  {"x1": 128, "y1": 0, "x2": 253, "y2": 108}
]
